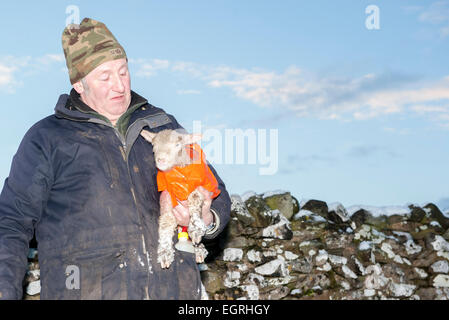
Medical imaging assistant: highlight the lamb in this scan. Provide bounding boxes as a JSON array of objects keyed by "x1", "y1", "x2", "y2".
[{"x1": 140, "y1": 128, "x2": 220, "y2": 268}]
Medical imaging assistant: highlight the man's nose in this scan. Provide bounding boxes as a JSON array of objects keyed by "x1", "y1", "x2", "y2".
[{"x1": 112, "y1": 73, "x2": 125, "y2": 92}]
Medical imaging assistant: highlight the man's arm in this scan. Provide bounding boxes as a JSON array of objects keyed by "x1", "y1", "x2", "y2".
[
  {"x1": 0, "y1": 127, "x2": 52, "y2": 299},
  {"x1": 201, "y1": 163, "x2": 231, "y2": 240}
]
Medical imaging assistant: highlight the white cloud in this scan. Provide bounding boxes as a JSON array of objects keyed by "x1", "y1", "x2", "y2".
[
  {"x1": 411, "y1": 104, "x2": 449, "y2": 113},
  {"x1": 0, "y1": 54, "x2": 65, "y2": 93},
  {"x1": 206, "y1": 66, "x2": 302, "y2": 109},
  {"x1": 132, "y1": 58, "x2": 170, "y2": 77},
  {"x1": 419, "y1": 1, "x2": 449, "y2": 24},
  {"x1": 3, "y1": 51, "x2": 449, "y2": 130},
  {"x1": 418, "y1": 1, "x2": 449, "y2": 38},
  {"x1": 177, "y1": 89, "x2": 201, "y2": 95},
  {"x1": 382, "y1": 127, "x2": 411, "y2": 136},
  {"x1": 196, "y1": 64, "x2": 449, "y2": 126},
  {"x1": 0, "y1": 64, "x2": 15, "y2": 87},
  {"x1": 402, "y1": 5, "x2": 425, "y2": 14},
  {"x1": 129, "y1": 57, "x2": 449, "y2": 129},
  {"x1": 37, "y1": 54, "x2": 65, "y2": 65},
  {"x1": 346, "y1": 145, "x2": 401, "y2": 159},
  {"x1": 171, "y1": 61, "x2": 204, "y2": 77},
  {"x1": 0, "y1": 56, "x2": 31, "y2": 92}
]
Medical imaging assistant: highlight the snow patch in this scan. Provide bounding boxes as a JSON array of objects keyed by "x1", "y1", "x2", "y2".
[
  {"x1": 414, "y1": 267, "x2": 428, "y2": 279},
  {"x1": 433, "y1": 275, "x2": 449, "y2": 288},
  {"x1": 389, "y1": 282, "x2": 416, "y2": 297},
  {"x1": 405, "y1": 240, "x2": 422, "y2": 255},
  {"x1": 241, "y1": 191, "x2": 257, "y2": 202},
  {"x1": 223, "y1": 248, "x2": 244, "y2": 262},
  {"x1": 328, "y1": 254, "x2": 347, "y2": 266},
  {"x1": 431, "y1": 260, "x2": 449, "y2": 274},
  {"x1": 262, "y1": 189, "x2": 288, "y2": 198},
  {"x1": 284, "y1": 251, "x2": 299, "y2": 261},
  {"x1": 26, "y1": 280, "x2": 41, "y2": 296},
  {"x1": 359, "y1": 241, "x2": 372, "y2": 251},
  {"x1": 342, "y1": 265, "x2": 358, "y2": 279},
  {"x1": 328, "y1": 202, "x2": 350, "y2": 222},
  {"x1": 431, "y1": 236, "x2": 449, "y2": 252},
  {"x1": 315, "y1": 250, "x2": 328, "y2": 266},
  {"x1": 347, "y1": 204, "x2": 411, "y2": 217},
  {"x1": 240, "y1": 284, "x2": 259, "y2": 300},
  {"x1": 224, "y1": 271, "x2": 241, "y2": 288},
  {"x1": 247, "y1": 249, "x2": 262, "y2": 263},
  {"x1": 255, "y1": 259, "x2": 286, "y2": 276}
]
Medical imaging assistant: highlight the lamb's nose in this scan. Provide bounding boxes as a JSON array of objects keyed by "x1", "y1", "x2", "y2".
[{"x1": 157, "y1": 158, "x2": 166, "y2": 164}]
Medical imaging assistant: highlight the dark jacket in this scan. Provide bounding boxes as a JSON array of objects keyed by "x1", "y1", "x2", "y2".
[{"x1": 0, "y1": 90, "x2": 231, "y2": 300}]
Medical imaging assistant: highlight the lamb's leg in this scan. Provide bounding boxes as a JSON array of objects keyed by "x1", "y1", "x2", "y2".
[
  {"x1": 194, "y1": 243, "x2": 208, "y2": 263},
  {"x1": 187, "y1": 188, "x2": 207, "y2": 244},
  {"x1": 158, "y1": 191, "x2": 177, "y2": 268}
]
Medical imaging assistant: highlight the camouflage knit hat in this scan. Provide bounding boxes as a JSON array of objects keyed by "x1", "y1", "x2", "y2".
[{"x1": 62, "y1": 18, "x2": 127, "y2": 84}]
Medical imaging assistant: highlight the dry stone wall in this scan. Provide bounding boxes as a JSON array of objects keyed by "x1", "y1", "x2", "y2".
[
  {"x1": 23, "y1": 191, "x2": 449, "y2": 300},
  {"x1": 200, "y1": 192, "x2": 449, "y2": 300}
]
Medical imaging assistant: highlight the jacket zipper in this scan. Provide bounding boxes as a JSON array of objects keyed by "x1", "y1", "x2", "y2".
[
  {"x1": 112, "y1": 128, "x2": 127, "y2": 153},
  {"x1": 112, "y1": 126, "x2": 152, "y2": 300}
]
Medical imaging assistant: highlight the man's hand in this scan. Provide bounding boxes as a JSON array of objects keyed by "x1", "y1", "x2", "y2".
[{"x1": 172, "y1": 186, "x2": 214, "y2": 227}]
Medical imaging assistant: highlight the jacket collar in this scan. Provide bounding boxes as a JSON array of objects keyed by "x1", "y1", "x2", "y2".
[
  {"x1": 54, "y1": 89, "x2": 149, "y2": 129},
  {"x1": 54, "y1": 90, "x2": 174, "y2": 159}
]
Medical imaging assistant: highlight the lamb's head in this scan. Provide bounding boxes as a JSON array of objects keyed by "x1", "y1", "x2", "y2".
[{"x1": 140, "y1": 129, "x2": 202, "y2": 171}]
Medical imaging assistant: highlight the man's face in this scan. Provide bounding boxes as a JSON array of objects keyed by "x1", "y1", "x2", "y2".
[{"x1": 74, "y1": 58, "x2": 131, "y2": 125}]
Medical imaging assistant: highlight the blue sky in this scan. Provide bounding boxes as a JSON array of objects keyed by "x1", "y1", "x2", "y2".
[{"x1": 0, "y1": 0, "x2": 449, "y2": 210}]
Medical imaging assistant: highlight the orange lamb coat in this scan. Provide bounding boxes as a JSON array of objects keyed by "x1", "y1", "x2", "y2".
[{"x1": 157, "y1": 143, "x2": 221, "y2": 208}]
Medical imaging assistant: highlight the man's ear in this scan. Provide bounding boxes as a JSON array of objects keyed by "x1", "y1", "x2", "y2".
[{"x1": 73, "y1": 81, "x2": 84, "y2": 94}]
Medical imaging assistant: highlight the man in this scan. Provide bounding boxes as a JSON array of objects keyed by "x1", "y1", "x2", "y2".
[{"x1": 0, "y1": 18, "x2": 230, "y2": 300}]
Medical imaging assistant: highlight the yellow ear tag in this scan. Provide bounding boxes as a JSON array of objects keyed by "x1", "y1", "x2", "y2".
[{"x1": 178, "y1": 232, "x2": 189, "y2": 240}]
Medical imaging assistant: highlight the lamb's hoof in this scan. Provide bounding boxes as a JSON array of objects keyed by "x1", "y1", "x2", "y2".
[
  {"x1": 158, "y1": 246, "x2": 175, "y2": 269},
  {"x1": 189, "y1": 218, "x2": 207, "y2": 244},
  {"x1": 188, "y1": 189, "x2": 204, "y2": 206},
  {"x1": 194, "y1": 244, "x2": 208, "y2": 263},
  {"x1": 189, "y1": 228, "x2": 204, "y2": 245}
]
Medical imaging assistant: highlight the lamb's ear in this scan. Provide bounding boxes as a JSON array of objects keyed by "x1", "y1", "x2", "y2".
[
  {"x1": 183, "y1": 133, "x2": 202, "y2": 145},
  {"x1": 140, "y1": 130, "x2": 156, "y2": 143}
]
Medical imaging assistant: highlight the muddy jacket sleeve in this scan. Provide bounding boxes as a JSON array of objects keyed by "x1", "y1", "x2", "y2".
[
  {"x1": 166, "y1": 114, "x2": 231, "y2": 240},
  {"x1": 0, "y1": 127, "x2": 52, "y2": 299},
  {"x1": 202, "y1": 163, "x2": 231, "y2": 240}
]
